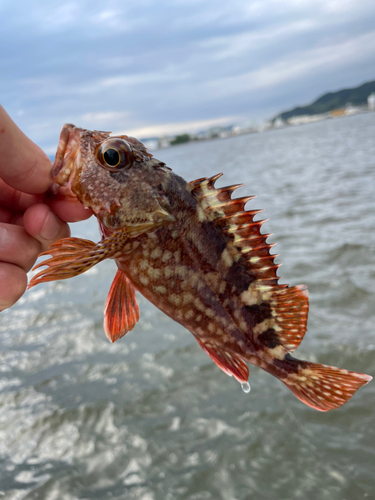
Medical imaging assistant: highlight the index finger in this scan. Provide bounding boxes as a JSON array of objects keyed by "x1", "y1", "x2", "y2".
[
  {"x1": 0, "y1": 105, "x2": 52, "y2": 194},
  {"x1": 0, "y1": 179, "x2": 44, "y2": 212}
]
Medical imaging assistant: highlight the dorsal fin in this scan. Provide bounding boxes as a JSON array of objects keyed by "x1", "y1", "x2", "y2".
[
  {"x1": 189, "y1": 172, "x2": 278, "y2": 281},
  {"x1": 189, "y1": 174, "x2": 309, "y2": 352}
]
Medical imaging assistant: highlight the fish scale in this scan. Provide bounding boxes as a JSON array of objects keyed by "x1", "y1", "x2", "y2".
[
  {"x1": 28, "y1": 123, "x2": 372, "y2": 412},
  {"x1": 119, "y1": 231, "x2": 236, "y2": 346}
]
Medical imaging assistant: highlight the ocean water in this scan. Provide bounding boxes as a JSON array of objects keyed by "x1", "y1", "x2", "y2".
[{"x1": 1, "y1": 112, "x2": 375, "y2": 500}]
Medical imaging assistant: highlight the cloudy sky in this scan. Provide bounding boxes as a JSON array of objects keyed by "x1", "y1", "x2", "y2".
[{"x1": 1, "y1": 0, "x2": 375, "y2": 153}]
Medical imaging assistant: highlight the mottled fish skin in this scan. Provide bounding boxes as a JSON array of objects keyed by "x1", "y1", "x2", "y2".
[
  {"x1": 104, "y1": 166, "x2": 295, "y2": 376},
  {"x1": 32, "y1": 124, "x2": 372, "y2": 412},
  {"x1": 115, "y1": 179, "x2": 269, "y2": 356}
]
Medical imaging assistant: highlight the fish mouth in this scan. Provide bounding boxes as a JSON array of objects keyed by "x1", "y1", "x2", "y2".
[
  {"x1": 50, "y1": 124, "x2": 82, "y2": 194},
  {"x1": 50, "y1": 124, "x2": 111, "y2": 195}
]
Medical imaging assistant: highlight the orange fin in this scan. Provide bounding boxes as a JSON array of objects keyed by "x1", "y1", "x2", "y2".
[
  {"x1": 28, "y1": 229, "x2": 129, "y2": 289},
  {"x1": 271, "y1": 284, "x2": 309, "y2": 351},
  {"x1": 248, "y1": 284, "x2": 309, "y2": 352},
  {"x1": 104, "y1": 269, "x2": 140, "y2": 342},
  {"x1": 190, "y1": 173, "x2": 278, "y2": 282},
  {"x1": 196, "y1": 338, "x2": 249, "y2": 383},
  {"x1": 190, "y1": 174, "x2": 309, "y2": 352},
  {"x1": 283, "y1": 360, "x2": 372, "y2": 411}
]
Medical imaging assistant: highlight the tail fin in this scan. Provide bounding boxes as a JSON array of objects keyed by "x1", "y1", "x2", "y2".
[{"x1": 282, "y1": 360, "x2": 372, "y2": 411}]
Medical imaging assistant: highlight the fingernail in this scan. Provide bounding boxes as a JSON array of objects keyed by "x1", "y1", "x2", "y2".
[
  {"x1": 0, "y1": 225, "x2": 9, "y2": 249},
  {"x1": 40, "y1": 212, "x2": 60, "y2": 240}
]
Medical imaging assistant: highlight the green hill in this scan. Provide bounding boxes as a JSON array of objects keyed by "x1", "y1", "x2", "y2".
[{"x1": 275, "y1": 80, "x2": 375, "y2": 122}]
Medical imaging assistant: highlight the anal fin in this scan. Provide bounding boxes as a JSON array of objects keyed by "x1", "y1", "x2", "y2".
[
  {"x1": 104, "y1": 269, "x2": 140, "y2": 342},
  {"x1": 196, "y1": 338, "x2": 249, "y2": 383}
]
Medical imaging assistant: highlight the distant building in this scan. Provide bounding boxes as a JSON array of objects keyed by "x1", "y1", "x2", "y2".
[
  {"x1": 140, "y1": 137, "x2": 159, "y2": 151},
  {"x1": 287, "y1": 113, "x2": 329, "y2": 125},
  {"x1": 344, "y1": 103, "x2": 361, "y2": 116},
  {"x1": 273, "y1": 117, "x2": 285, "y2": 128},
  {"x1": 158, "y1": 136, "x2": 171, "y2": 149},
  {"x1": 368, "y1": 93, "x2": 375, "y2": 111},
  {"x1": 195, "y1": 130, "x2": 209, "y2": 140},
  {"x1": 330, "y1": 109, "x2": 345, "y2": 117},
  {"x1": 207, "y1": 126, "x2": 228, "y2": 139}
]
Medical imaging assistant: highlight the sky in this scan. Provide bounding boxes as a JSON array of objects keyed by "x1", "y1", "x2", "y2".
[{"x1": 1, "y1": 0, "x2": 375, "y2": 153}]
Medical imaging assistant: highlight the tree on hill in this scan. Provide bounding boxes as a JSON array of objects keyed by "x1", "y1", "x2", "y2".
[
  {"x1": 275, "y1": 80, "x2": 375, "y2": 122},
  {"x1": 170, "y1": 134, "x2": 191, "y2": 146}
]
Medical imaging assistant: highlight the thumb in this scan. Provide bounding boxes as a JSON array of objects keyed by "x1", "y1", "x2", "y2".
[
  {"x1": 23, "y1": 203, "x2": 71, "y2": 251},
  {"x1": 0, "y1": 105, "x2": 52, "y2": 194}
]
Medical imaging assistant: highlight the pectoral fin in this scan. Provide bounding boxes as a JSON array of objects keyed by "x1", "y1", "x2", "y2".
[
  {"x1": 104, "y1": 269, "x2": 140, "y2": 342},
  {"x1": 28, "y1": 229, "x2": 130, "y2": 288}
]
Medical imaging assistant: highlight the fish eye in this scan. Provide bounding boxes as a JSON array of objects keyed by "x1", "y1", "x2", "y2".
[
  {"x1": 103, "y1": 148, "x2": 120, "y2": 167},
  {"x1": 97, "y1": 138, "x2": 134, "y2": 172}
]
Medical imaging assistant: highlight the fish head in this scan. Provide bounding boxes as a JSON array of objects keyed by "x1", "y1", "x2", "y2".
[{"x1": 51, "y1": 123, "x2": 174, "y2": 232}]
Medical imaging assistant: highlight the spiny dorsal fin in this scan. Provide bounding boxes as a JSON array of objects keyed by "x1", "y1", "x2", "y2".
[
  {"x1": 189, "y1": 173, "x2": 277, "y2": 280},
  {"x1": 189, "y1": 174, "x2": 309, "y2": 352}
]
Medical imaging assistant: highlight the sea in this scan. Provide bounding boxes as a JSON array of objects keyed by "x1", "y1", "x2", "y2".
[{"x1": 0, "y1": 112, "x2": 374, "y2": 500}]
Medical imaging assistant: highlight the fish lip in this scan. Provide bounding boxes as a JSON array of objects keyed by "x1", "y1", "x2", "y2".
[
  {"x1": 51, "y1": 124, "x2": 76, "y2": 178},
  {"x1": 50, "y1": 123, "x2": 84, "y2": 191},
  {"x1": 50, "y1": 124, "x2": 111, "y2": 193}
]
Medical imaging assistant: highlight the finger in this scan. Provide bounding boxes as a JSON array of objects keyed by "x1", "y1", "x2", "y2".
[
  {"x1": 0, "y1": 262, "x2": 27, "y2": 312},
  {"x1": 0, "y1": 206, "x2": 13, "y2": 223},
  {"x1": 0, "y1": 105, "x2": 52, "y2": 194},
  {"x1": 23, "y1": 203, "x2": 71, "y2": 252},
  {"x1": 0, "y1": 223, "x2": 42, "y2": 272},
  {"x1": 48, "y1": 198, "x2": 93, "y2": 223},
  {"x1": 0, "y1": 207, "x2": 24, "y2": 225},
  {"x1": 0, "y1": 179, "x2": 44, "y2": 212}
]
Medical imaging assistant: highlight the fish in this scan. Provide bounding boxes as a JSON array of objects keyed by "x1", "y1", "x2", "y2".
[{"x1": 29, "y1": 123, "x2": 372, "y2": 411}]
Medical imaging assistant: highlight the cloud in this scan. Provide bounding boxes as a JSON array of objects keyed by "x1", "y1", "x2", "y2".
[
  {"x1": 119, "y1": 115, "x2": 240, "y2": 139},
  {"x1": 198, "y1": 19, "x2": 319, "y2": 62},
  {"x1": 80, "y1": 111, "x2": 131, "y2": 127},
  {"x1": 198, "y1": 30, "x2": 375, "y2": 100},
  {"x1": 100, "y1": 68, "x2": 192, "y2": 88},
  {"x1": 1, "y1": 0, "x2": 374, "y2": 151}
]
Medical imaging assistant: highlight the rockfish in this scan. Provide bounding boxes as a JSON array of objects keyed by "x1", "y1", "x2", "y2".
[{"x1": 29, "y1": 124, "x2": 372, "y2": 411}]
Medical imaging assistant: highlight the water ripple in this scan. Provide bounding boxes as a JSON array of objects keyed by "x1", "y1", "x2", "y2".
[{"x1": 1, "y1": 113, "x2": 374, "y2": 499}]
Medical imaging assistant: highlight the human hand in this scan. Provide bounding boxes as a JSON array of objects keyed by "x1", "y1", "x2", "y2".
[{"x1": 0, "y1": 105, "x2": 92, "y2": 311}]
